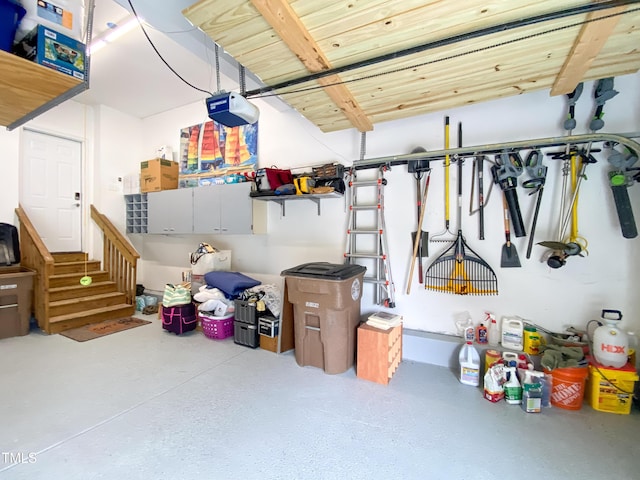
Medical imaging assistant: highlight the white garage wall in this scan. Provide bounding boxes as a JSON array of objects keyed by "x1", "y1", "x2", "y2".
[
  {"x1": 2, "y1": 72, "x2": 638, "y2": 339},
  {"x1": 136, "y1": 72, "x2": 640, "y2": 337}
]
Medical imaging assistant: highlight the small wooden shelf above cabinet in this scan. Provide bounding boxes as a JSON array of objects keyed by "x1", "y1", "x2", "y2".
[{"x1": 250, "y1": 192, "x2": 342, "y2": 216}]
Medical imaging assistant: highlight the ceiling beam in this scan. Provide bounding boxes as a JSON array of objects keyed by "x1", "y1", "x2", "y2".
[
  {"x1": 249, "y1": 0, "x2": 373, "y2": 132},
  {"x1": 551, "y1": 6, "x2": 626, "y2": 96}
]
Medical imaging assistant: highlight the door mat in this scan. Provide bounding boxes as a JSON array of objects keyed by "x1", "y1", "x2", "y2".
[{"x1": 59, "y1": 317, "x2": 152, "y2": 342}]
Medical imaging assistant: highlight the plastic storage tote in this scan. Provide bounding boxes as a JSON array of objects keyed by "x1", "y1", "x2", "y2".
[{"x1": 281, "y1": 262, "x2": 366, "y2": 374}]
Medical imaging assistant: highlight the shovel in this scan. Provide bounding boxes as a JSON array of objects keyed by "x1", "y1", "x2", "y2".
[
  {"x1": 501, "y1": 192, "x2": 521, "y2": 268},
  {"x1": 408, "y1": 147, "x2": 430, "y2": 283}
]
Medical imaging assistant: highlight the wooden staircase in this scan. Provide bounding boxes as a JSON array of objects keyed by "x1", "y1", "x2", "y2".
[
  {"x1": 15, "y1": 205, "x2": 139, "y2": 335},
  {"x1": 46, "y1": 252, "x2": 134, "y2": 334}
]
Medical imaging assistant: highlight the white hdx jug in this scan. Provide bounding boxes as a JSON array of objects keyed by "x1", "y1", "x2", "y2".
[{"x1": 593, "y1": 309, "x2": 629, "y2": 368}]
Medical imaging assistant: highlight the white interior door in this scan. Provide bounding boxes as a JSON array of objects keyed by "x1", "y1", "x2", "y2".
[{"x1": 20, "y1": 129, "x2": 82, "y2": 252}]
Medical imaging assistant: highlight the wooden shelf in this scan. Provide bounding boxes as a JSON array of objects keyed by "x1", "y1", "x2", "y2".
[
  {"x1": 250, "y1": 192, "x2": 342, "y2": 216},
  {"x1": 0, "y1": 50, "x2": 87, "y2": 130}
]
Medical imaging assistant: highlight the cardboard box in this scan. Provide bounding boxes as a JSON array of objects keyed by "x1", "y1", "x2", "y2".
[
  {"x1": 140, "y1": 159, "x2": 179, "y2": 192},
  {"x1": 13, "y1": 24, "x2": 86, "y2": 80}
]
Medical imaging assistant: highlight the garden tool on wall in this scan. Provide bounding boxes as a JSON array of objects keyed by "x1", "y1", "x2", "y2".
[
  {"x1": 522, "y1": 150, "x2": 547, "y2": 259},
  {"x1": 406, "y1": 159, "x2": 432, "y2": 295},
  {"x1": 538, "y1": 81, "x2": 606, "y2": 268},
  {"x1": 469, "y1": 155, "x2": 495, "y2": 240},
  {"x1": 605, "y1": 142, "x2": 638, "y2": 238},
  {"x1": 538, "y1": 150, "x2": 596, "y2": 268},
  {"x1": 563, "y1": 82, "x2": 583, "y2": 131},
  {"x1": 431, "y1": 116, "x2": 455, "y2": 242},
  {"x1": 491, "y1": 151, "x2": 526, "y2": 238},
  {"x1": 500, "y1": 192, "x2": 521, "y2": 268},
  {"x1": 424, "y1": 122, "x2": 498, "y2": 296},
  {"x1": 589, "y1": 78, "x2": 618, "y2": 132},
  {"x1": 408, "y1": 146, "x2": 431, "y2": 287}
]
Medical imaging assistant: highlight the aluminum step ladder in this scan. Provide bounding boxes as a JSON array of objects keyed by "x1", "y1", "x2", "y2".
[{"x1": 344, "y1": 166, "x2": 396, "y2": 308}]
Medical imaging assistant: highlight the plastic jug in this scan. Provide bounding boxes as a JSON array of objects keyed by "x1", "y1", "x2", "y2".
[
  {"x1": 459, "y1": 341, "x2": 480, "y2": 386},
  {"x1": 501, "y1": 316, "x2": 524, "y2": 351},
  {"x1": 593, "y1": 309, "x2": 629, "y2": 368}
]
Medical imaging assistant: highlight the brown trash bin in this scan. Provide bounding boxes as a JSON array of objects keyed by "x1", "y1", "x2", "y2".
[
  {"x1": 0, "y1": 266, "x2": 36, "y2": 339},
  {"x1": 281, "y1": 262, "x2": 366, "y2": 374}
]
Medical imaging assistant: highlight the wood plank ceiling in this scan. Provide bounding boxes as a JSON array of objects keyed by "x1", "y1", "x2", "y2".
[{"x1": 183, "y1": 0, "x2": 640, "y2": 133}]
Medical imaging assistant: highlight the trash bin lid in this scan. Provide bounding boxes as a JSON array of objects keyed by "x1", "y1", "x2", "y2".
[{"x1": 281, "y1": 262, "x2": 366, "y2": 280}]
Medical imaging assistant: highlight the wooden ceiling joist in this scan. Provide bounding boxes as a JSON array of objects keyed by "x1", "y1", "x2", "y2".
[
  {"x1": 249, "y1": 0, "x2": 373, "y2": 132},
  {"x1": 551, "y1": 6, "x2": 626, "y2": 96}
]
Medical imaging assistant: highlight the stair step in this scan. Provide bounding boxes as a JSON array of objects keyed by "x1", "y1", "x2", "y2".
[
  {"x1": 53, "y1": 260, "x2": 101, "y2": 275},
  {"x1": 49, "y1": 291, "x2": 127, "y2": 317},
  {"x1": 48, "y1": 304, "x2": 136, "y2": 334},
  {"x1": 49, "y1": 281, "x2": 119, "y2": 302},
  {"x1": 49, "y1": 271, "x2": 110, "y2": 288},
  {"x1": 52, "y1": 252, "x2": 88, "y2": 263}
]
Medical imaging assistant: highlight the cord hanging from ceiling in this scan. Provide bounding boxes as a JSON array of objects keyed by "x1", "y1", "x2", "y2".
[{"x1": 126, "y1": 0, "x2": 213, "y2": 96}]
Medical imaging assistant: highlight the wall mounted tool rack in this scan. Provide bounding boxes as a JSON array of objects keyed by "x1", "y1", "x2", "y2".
[{"x1": 350, "y1": 132, "x2": 640, "y2": 170}]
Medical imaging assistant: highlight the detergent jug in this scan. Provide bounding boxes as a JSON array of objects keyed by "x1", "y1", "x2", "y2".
[{"x1": 592, "y1": 309, "x2": 629, "y2": 368}]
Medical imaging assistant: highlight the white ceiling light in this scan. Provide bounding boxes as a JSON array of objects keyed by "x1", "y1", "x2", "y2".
[{"x1": 89, "y1": 15, "x2": 141, "y2": 55}]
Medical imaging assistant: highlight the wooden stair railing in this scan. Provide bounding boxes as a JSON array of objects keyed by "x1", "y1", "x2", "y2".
[
  {"x1": 90, "y1": 205, "x2": 140, "y2": 305},
  {"x1": 15, "y1": 204, "x2": 140, "y2": 333},
  {"x1": 15, "y1": 204, "x2": 55, "y2": 331}
]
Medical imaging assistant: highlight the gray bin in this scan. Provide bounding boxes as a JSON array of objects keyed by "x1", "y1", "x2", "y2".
[{"x1": 281, "y1": 262, "x2": 366, "y2": 374}]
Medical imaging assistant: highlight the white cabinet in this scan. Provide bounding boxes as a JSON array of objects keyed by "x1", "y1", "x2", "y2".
[
  {"x1": 146, "y1": 183, "x2": 254, "y2": 235},
  {"x1": 193, "y1": 182, "x2": 253, "y2": 234},
  {"x1": 147, "y1": 188, "x2": 194, "y2": 234}
]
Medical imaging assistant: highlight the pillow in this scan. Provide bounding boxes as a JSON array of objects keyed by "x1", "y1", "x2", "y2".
[{"x1": 204, "y1": 271, "x2": 261, "y2": 298}]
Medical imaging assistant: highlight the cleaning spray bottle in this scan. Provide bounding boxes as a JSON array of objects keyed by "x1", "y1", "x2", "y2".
[
  {"x1": 459, "y1": 340, "x2": 480, "y2": 386},
  {"x1": 487, "y1": 312, "x2": 500, "y2": 346},
  {"x1": 504, "y1": 365, "x2": 522, "y2": 404}
]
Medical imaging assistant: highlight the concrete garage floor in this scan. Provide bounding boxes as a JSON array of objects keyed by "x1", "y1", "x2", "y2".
[{"x1": 1, "y1": 313, "x2": 639, "y2": 480}]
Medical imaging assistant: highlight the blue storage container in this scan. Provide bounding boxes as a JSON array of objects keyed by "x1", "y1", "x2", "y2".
[{"x1": 0, "y1": 0, "x2": 26, "y2": 52}]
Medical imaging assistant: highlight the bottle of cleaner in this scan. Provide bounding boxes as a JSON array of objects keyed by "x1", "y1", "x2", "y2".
[
  {"x1": 459, "y1": 341, "x2": 480, "y2": 386},
  {"x1": 504, "y1": 366, "x2": 522, "y2": 404},
  {"x1": 464, "y1": 325, "x2": 475, "y2": 343},
  {"x1": 476, "y1": 323, "x2": 488, "y2": 344},
  {"x1": 487, "y1": 312, "x2": 500, "y2": 346}
]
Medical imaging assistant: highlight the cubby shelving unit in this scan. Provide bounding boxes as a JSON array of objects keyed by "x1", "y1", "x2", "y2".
[{"x1": 124, "y1": 193, "x2": 148, "y2": 234}]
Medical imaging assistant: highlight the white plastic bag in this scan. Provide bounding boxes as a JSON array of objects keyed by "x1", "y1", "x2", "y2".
[{"x1": 191, "y1": 251, "x2": 231, "y2": 275}]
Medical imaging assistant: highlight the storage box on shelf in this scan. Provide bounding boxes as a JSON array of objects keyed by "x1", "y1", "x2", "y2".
[
  {"x1": 13, "y1": 25, "x2": 86, "y2": 80},
  {"x1": 140, "y1": 159, "x2": 179, "y2": 193},
  {"x1": 124, "y1": 193, "x2": 148, "y2": 234},
  {"x1": 356, "y1": 322, "x2": 403, "y2": 385}
]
